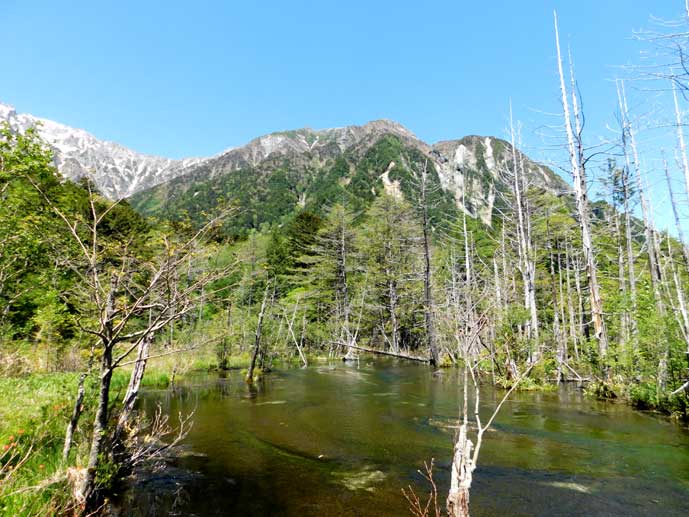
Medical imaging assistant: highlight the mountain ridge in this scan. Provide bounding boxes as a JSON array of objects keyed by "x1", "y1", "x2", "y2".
[{"x1": 0, "y1": 102, "x2": 570, "y2": 226}]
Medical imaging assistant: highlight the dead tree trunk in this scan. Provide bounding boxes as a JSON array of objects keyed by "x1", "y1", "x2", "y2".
[
  {"x1": 115, "y1": 332, "x2": 154, "y2": 441},
  {"x1": 547, "y1": 214, "x2": 564, "y2": 381},
  {"x1": 509, "y1": 109, "x2": 539, "y2": 351},
  {"x1": 555, "y1": 12, "x2": 608, "y2": 358},
  {"x1": 446, "y1": 360, "x2": 534, "y2": 517},
  {"x1": 618, "y1": 81, "x2": 663, "y2": 307},
  {"x1": 662, "y1": 237, "x2": 688, "y2": 391},
  {"x1": 447, "y1": 422, "x2": 473, "y2": 517},
  {"x1": 63, "y1": 343, "x2": 96, "y2": 461},
  {"x1": 387, "y1": 274, "x2": 400, "y2": 354},
  {"x1": 285, "y1": 303, "x2": 308, "y2": 367},
  {"x1": 618, "y1": 141, "x2": 639, "y2": 340},
  {"x1": 80, "y1": 279, "x2": 117, "y2": 511},
  {"x1": 247, "y1": 282, "x2": 271, "y2": 383},
  {"x1": 564, "y1": 241, "x2": 579, "y2": 360},
  {"x1": 63, "y1": 371, "x2": 87, "y2": 462},
  {"x1": 665, "y1": 160, "x2": 689, "y2": 274},
  {"x1": 419, "y1": 162, "x2": 440, "y2": 366},
  {"x1": 672, "y1": 82, "x2": 689, "y2": 205}
]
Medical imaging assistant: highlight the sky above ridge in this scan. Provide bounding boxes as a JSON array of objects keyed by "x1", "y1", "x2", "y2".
[
  {"x1": 2, "y1": 0, "x2": 689, "y2": 229},
  {"x1": 0, "y1": 1, "x2": 680, "y2": 156}
]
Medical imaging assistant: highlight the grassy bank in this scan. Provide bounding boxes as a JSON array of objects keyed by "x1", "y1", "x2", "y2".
[
  {"x1": 0, "y1": 373, "x2": 78, "y2": 515},
  {"x1": 0, "y1": 347, "x2": 255, "y2": 515}
]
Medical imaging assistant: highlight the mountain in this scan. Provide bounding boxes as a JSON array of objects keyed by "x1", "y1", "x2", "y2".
[
  {"x1": 130, "y1": 121, "x2": 570, "y2": 232},
  {"x1": 0, "y1": 103, "x2": 209, "y2": 199},
  {"x1": 1, "y1": 103, "x2": 570, "y2": 228}
]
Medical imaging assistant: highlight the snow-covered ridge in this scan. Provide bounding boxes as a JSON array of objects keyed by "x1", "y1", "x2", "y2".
[{"x1": 0, "y1": 103, "x2": 209, "y2": 199}]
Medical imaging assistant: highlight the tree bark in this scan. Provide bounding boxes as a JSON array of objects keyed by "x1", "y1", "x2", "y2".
[
  {"x1": 80, "y1": 278, "x2": 117, "y2": 513},
  {"x1": 115, "y1": 332, "x2": 154, "y2": 442},
  {"x1": 447, "y1": 423, "x2": 473, "y2": 517},
  {"x1": 63, "y1": 371, "x2": 87, "y2": 462}
]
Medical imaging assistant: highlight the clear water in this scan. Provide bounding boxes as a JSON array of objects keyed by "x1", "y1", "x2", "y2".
[{"x1": 133, "y1": 360, "x2": 689, "y2": 516}]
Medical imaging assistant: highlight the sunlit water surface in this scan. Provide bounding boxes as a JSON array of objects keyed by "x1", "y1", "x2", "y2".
[{"x1": 130, "y1": 360, "x2": 689, "y2": 516}]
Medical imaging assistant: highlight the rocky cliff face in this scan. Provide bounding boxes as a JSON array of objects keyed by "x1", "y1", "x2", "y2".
[
  {"x1": 1, "y1": 103, "x2": 569, "y2": 225},
  {"x1": 431, "y1": 136, "x2": 568, "y2": 223}
]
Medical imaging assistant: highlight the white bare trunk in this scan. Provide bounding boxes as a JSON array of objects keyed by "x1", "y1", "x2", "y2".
[{"x1": 554, "y1": 12, "x2": 608, "y2": 357}]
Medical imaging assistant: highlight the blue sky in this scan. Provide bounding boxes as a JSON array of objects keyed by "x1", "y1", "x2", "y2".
[
  {"x1": 1, "y1": 1, "x2": 682, "y2": 158},
  {"x1": 5, "y1": 0, "x2": 689, "y2": 233}
]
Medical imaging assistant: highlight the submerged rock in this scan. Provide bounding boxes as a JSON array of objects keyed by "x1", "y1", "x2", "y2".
[{"x1": 333, "y1": 466, "x2": 386, "y2": 492}]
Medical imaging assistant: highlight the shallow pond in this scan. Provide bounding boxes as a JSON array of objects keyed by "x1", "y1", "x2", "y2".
[{"x1": 133, "y1": 360, "x2": 689, "y2": 516}]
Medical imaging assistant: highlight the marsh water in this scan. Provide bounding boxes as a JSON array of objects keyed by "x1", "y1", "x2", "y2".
[{"x1": 133, "y1": 360, "x2": 689, "y2": 516}]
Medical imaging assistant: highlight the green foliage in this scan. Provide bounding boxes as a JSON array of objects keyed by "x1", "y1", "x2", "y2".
[
  {"x1": 629, "y1": 383, "x2": 688, "y2": 420},
  {"x1": 266, "y1": 210, "x2": 323, "y2": 291}
]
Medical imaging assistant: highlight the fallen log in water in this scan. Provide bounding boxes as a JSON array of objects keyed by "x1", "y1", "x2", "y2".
[{"x1": 341, "y1": 343, "x2": 430, "y2": 363}]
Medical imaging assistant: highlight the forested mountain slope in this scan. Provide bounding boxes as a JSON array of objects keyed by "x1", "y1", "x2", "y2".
[{"x1": 129, "y1": 120, "x2": 569, "y2": 233}]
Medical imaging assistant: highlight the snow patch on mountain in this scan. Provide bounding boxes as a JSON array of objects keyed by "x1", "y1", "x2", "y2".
[{"x1": 0, "y1": 102, "x2": 209, "y2": 199}]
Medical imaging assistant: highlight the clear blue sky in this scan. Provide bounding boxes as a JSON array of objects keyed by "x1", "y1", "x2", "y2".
[{"x1": 1, "y1": 0, "x2": 683, "y2": 160}]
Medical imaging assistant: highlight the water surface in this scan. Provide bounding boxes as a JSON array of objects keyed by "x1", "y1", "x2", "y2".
[{"x1": 136, "y1": 360, "x2": 689, "y2": 516}]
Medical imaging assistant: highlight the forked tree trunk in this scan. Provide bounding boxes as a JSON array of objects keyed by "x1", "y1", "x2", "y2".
[
  {"x1": 79, "y1": 281, "x2": 117, "y2": 513},
  {"x1": 247, "y1": 283, "x2": 270, "y2": 383}
]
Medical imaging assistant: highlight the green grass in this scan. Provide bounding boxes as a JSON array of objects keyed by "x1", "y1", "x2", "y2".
[{"x1": 0, "y1": 372, "x2": 79, "y2": 515}]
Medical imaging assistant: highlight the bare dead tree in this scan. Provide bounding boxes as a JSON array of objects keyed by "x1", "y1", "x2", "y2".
[
  {"x1": 618, "y1": 81, "x2": 664, "y2": 309},
  {"x1": 507, "y1": 108, "x2": 540, "y2": 356},
  {"x1": 26, "y1": 177, "x2": 231, "y2": 513},
  {"x1": 418, "y1": 160, "x2": 441, "y2": 367},
  {"x1": 446, "y1": 336, "x2": 533, "y2": 517},
  {"x1": 402, "y1": 459, "x2": 442, "y2": 517},
  {"x1": 554, "y1": 11, "x2": 609, "y2": 359},
  {"x1": 247, "y1": 281, "x2": 272, "y2": 383},
  {"x1": 283, "y1": 300, "x2": 308, "y2": 367}
]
